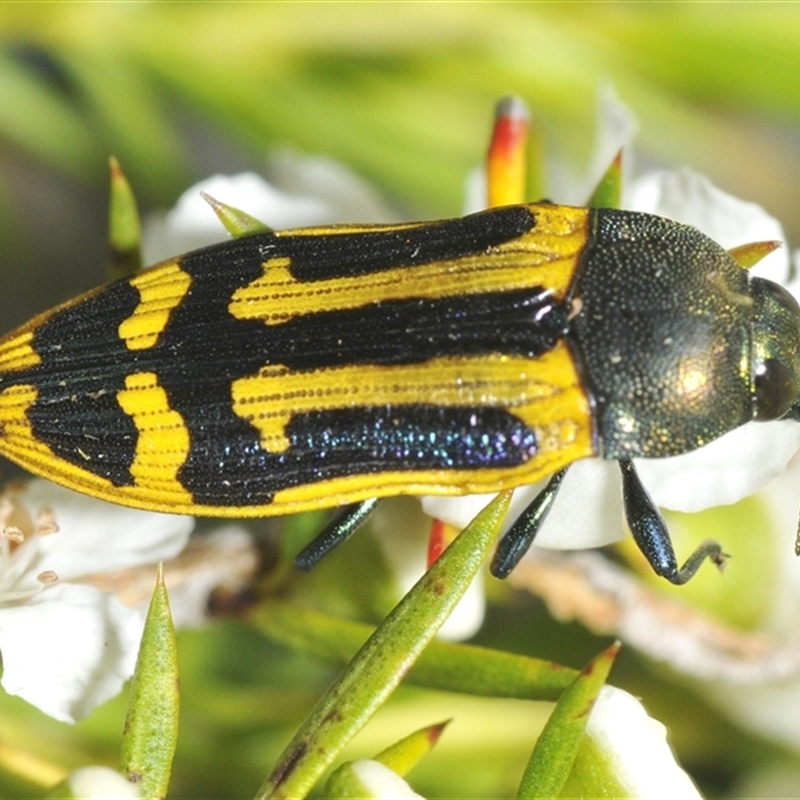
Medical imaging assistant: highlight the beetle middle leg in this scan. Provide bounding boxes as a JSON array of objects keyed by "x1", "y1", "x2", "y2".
[
  {"x1": 490, "y1": 468, "x2": 569, "y2": 578},
  {"x1": 618, "y1": 459, "x2": 727, "y2": 584}
]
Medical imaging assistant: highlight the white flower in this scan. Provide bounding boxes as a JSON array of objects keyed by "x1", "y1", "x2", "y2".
[
  {"x1": 574, "y1": 686, "x2": 701, "y2": 798},
  {"x1": 55, "y1": 766, "x2": 142, "y2": 799},
  {"x1": 0, "y1": 479, "x2": 192, "y2": 723},
  {"x1": 325, "y1": 760, "x2": 424, "y2": 800}
]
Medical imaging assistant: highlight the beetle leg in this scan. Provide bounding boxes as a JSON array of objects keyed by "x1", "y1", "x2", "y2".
[
  {"x1": 490, "y1": 468, "x2": 569, "y2": 578},
  {"x1": 618, "y1": 459, "x2": 727, "y2": 584},
  {"x1": 294, "y1": 498, "x2": 379, "y2": 571}
]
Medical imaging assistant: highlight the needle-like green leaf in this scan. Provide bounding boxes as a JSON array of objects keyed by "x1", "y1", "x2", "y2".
[
  {"x1": 120, "y1": 565, "x2": 180, "y2": 800},
  {"x1": 257, "y1": 491, "x2": 511, "y2": 800}
]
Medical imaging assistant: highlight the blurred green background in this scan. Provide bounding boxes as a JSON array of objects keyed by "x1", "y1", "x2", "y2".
[{"x1": 1, "y1": 4, "x2": 800, "y2": 798}]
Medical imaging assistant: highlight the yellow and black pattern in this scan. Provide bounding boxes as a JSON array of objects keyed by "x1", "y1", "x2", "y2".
[{"x1": 0, "y1": 203, "x2": 596, "y2": 515}]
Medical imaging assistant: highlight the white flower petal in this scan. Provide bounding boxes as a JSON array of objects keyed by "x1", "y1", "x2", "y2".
[
  {"x1": 638, "y1": 419, "x2": 800, "y2": 512},
  {"x1": 17, "y1": 480, "x2": 193, "y2": 581},
  {"x1": 586, "y1": 686, "x2": 701, "y2": 798},
  {"x1": 66, "y1": 766, "x2": 141, "y2": 799},
  {"x1": 263, "y1": 147, "x2": 400, "y2": 223},
  {"x1": 462, "y1": 164, "x2": 487, "y2": 215},
  {"x1": 422, "y1": 459, "x2": 623, "y2": 552},
  {"x1": 375, "y1": 499, "x2": 485, "y2": 640},
  {"x1": 420, "y1": 493, "x2": 495, "y2": 533},
  {"x1": 789, "y1": 250, "x2": 800, "y2": 302},
  {"x1": 349, "y1": 760, "x2": 424, "y2": 799},
  {"x1": 527, "y1": 460, "x2": 624, "y2": 549},
  {"x1": 0, "y1": 582, "x2": 142, "y2": 722},
  {"x1": 578, "y1": 84, "x2": 638, "y2": 205},
  {"x1": 437, "y1": 571, "x2": 485, "y2": 641},
  {"x1": 627, "y1": 167, "x2": 789, "y2": 281}
]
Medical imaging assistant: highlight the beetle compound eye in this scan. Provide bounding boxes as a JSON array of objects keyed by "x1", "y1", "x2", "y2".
[
  {"x1": 754, "y1": 358, "x2": 797, "y2": 420},
  {"x1": 750, "y1": 278, "x2": 800, "y2": 421}
]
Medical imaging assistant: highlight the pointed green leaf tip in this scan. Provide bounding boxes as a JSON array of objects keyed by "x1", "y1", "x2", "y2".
[
  {"x1": 516, "y1": 642, "x2": 621, "y2": 799},
  {"x1": 200, "y1": 191, "x2": 272, "y2": 237},
  {"x1": 120, "y1": 564, "x2": 179, "y2": 800},
  {"x1": 257, "y1": 491, "x2": 512, "y2": 800},
  {"x1": 587, "y1": 150, "x2": 623, "y2": 209},
  {"x1": 108, "y1": 156, "x2": 143, "y2": 279},
  {"x1": 375, "y1": 720, "x2": 450, "y2": 776}
]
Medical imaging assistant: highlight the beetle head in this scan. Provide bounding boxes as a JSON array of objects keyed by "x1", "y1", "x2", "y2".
[{"x1": 750, "y1": 277, "x2": 800, "y2": 421}]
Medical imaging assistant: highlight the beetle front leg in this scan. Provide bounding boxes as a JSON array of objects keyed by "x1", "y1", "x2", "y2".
[
  {"x1": 294, "y1": 498, "x2": 379, "y2": 571},
  {"x1": 618, "y1": 459, "x2": 727, "y2": 584}
]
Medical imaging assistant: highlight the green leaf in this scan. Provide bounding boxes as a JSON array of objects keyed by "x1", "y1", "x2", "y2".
[
  {"x1": 587, "y1": 150, "x2": 622, "y2": 209},
  {"x1": 516, "y1": 642, "x2": 620, "y2": 799},
  {"x1": 108, "y1": 156, "x2": 142, "y2": 279},
  {"x1": 256, "y1": 490, "x2": 512, "y2": 800},
  {"x1": 200, "y1": 191, "x2": 272, "y2": 238},
  {"x1": 120, "y1": 564, "x2": 180, "y2": 800},
  {"x1": 374, "y1": 720, "x2": 449, "y2": 776},
  {"x1": 252, "y1": 601, "x2": 576, "y2": 701}
]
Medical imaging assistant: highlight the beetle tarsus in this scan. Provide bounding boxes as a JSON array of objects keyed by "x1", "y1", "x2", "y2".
[
  {"x1": 490, "y1": 468, "x2": 568, "y2": 578},
  {"x1": 619, "y1": 459, "x2": 724, "y2": 585},
  {"x1": 671, "y1": 540, "x2": 728, "y2": 584},
  {"x1": 294, "y1": 498, "x2": 379, "y2": 571}
]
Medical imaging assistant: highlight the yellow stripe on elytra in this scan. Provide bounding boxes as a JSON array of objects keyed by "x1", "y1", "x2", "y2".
[
  {"x1": 0, "y1": 331, "x2": 41, "y2": 372},
  {"x1": 229, "y1": 205, "x2": 590, "y2": 324},
  {"x1": 118, "y1": 262, "x2": 192, "y2": 350},
  {"x1": 0, "y1": 376, "x2": 193, "y2": 506},
  {"x1": 269, "y1": 341, "x2": 593, "y2": 509},
  {"x1": 232, "y1": 339, "x2": 591, "y2": 458},
  {"x1": 0, "y1": 383, "x2": 130, "y2": 500},
  {"x1": 0, "y1": 345, "x2": 591, "y2": 517},
  {"x1": 116, "y1": 372, "x2": 192, "y2": 503}
]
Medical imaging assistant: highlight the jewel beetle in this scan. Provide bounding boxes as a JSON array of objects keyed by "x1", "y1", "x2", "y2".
[{"x1": 0, "y1": 202, "x2": 798, "y2": 584}]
